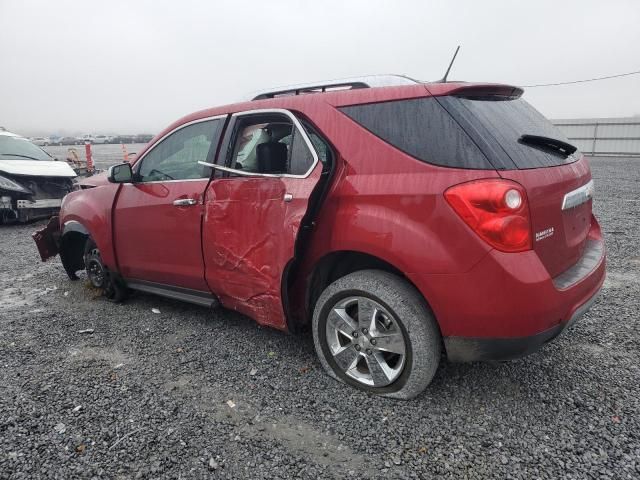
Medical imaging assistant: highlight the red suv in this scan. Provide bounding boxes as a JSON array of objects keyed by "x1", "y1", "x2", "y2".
[{"x1": 34, "y1": 75, "x2": 605, "y2": 399}]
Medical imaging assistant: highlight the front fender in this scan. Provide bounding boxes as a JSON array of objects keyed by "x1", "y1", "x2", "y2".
[{"x1": 59, "y1": 184, "x2": 120, "y2": 269}]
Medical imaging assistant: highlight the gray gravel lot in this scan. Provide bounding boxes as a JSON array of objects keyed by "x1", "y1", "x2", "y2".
[{"x1": 1, "y1": 157, "x2": 639, "y2": 479}]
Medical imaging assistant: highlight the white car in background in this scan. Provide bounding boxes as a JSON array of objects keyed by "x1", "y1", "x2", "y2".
[
  {"x1": 0, "y1": 130, "x2": 76, "y2": 223},
  {"x1": 31, "y1": 136, "x2": 51, "y2": 146},
  {"x1": 92, "y1": 134, "x2": 110, "y2": 144}
]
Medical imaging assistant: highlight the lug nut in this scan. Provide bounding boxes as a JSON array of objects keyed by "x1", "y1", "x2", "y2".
[
  {"x1": 354, "y1": 345, "x2": 361, "y2": 351},
  {"x1": 353, "y1": 331, "x2": 359, "y2": 338},
  {"x1": 370, "y1": 339, "x2": 377, "y2": 345},
  {"x1": 366, "y1": 349, "x2": 372, "y2": 355},
  {"x1": 362, "y1": 328, "x2": 368, "y2": 334}
]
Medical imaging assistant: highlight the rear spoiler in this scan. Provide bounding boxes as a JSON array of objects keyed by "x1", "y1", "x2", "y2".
[{"x1": 444, "y1": 84, "x2": 524, "y2": 100}]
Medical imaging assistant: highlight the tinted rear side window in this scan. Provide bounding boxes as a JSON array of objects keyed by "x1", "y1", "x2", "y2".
[
  {"x1": 339, "y1": 98, "x2": 493, "y2": 169},
  {"x1": 440, "y1": 96, "x2": 579, "y2": 169}
]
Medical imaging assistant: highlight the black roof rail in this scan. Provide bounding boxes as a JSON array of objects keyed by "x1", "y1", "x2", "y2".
[{"x1": 246, "y1": 74, "x2": 421, "y2": 101}]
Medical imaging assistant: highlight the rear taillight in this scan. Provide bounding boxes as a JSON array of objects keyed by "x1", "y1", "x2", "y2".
[{"x1": 445, "y1": 179, "x2": 532, "y2": 253}]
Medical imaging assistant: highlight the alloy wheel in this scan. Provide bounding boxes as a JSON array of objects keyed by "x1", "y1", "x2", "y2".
[{"x1": 325, "y1": 296, "x2": 407, "y2": 387}]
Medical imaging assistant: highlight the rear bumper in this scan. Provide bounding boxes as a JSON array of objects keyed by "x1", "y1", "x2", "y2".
[
  {"x1": 443, "y1": 284, "x2": 602, "y2": 361},
  {"x1": 408, "y1": 218, "x2": 606, "y2": 362}
]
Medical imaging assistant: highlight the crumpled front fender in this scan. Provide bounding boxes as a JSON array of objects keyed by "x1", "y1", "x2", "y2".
[{"x1": 32, "y1": 216, "x2": 61, "y2": 261}]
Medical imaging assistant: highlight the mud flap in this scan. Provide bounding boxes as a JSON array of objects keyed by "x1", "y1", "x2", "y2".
[{"x1": 32, "y1": 216, "x2": 61, "y2": 261}]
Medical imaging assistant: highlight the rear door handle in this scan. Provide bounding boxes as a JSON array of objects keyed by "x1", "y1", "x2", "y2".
[
  {"x1": 283, "y1": 193, "x2": 293, "y2": 203},
  {"x1": 172, "y1": 198, "x2": 198, "y2": 206}
]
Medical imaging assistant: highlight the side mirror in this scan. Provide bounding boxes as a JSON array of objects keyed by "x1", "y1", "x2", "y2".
[{"x1": 107, "y1": 163, "x2": 133, "y2": 183}]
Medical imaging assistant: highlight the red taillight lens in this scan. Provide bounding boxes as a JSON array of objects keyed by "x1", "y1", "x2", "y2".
[{"x1": 445, "y1": 179, "x2": 532, "y2": 252}]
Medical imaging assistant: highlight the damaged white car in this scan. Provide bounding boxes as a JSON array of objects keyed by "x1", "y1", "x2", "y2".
[{"x1": 0, "y1": 130, "x2": 76, "y2": 223}]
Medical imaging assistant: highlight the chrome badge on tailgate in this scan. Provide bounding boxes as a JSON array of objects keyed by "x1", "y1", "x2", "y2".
[
  {"x1": 535, "y1": 227, "x2": 555, "y2": 242},
  {"x1": 561, "y1": 179, "x2": 594, "y2": 210}
]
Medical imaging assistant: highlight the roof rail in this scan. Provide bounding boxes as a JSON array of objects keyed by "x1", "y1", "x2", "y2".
[{"x1": 247, "y1": 74, "x2": 421, "y2": 101}]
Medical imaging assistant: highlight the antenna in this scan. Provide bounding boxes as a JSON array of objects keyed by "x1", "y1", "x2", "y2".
[{"x1": 440, "y1": 45, "x2": 461, "y2": 83}]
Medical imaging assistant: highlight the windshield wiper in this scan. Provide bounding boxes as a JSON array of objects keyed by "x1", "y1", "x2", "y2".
[
  {"x1": 518, "y1": 135, "x2": 577, "y2": 156},
  {"x1": 0, "y1": 153, "x2": 46, "y2": 161}
]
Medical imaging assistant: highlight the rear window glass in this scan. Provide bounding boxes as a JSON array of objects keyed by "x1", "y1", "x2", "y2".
[
  {"x1": 439, "y1": 96, "x2": 579, "y2": 169},
  {"x1": 339, "y1": 98, "x2": 493, "y2": 169}
]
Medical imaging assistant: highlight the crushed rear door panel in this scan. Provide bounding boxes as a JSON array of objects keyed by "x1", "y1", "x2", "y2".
[{"x1": 202, "y1": 165, "x2": 322, "y2": 330}]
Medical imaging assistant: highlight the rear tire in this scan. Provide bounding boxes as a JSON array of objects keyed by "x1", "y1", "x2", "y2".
[{"x1": 312, "y1": 270, "x2": 441, "y2": 399}]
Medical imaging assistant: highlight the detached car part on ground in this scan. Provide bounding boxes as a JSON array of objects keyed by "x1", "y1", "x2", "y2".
[
  {"x1": 0, "y1": 130, "x2": 76, "y2": 223},
  {"x1": 34, "y1": 75, "x2": 606, "y2": 399}
]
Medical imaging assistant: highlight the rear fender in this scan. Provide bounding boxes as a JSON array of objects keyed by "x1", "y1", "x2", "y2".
[
  {"x1": 290, "y1": 188, "x2": 494, "y2": 326},
  {"x1": 324, "y1": 196, "x2": 491, "y2": 275}
]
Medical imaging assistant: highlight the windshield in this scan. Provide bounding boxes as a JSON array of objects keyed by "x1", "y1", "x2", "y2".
[{"x1": 0, "y1": 135, "x2": 52, "y2": 161}]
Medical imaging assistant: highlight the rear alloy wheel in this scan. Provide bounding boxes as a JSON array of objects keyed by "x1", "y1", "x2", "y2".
[
  {"x1": 313, "y1": 270, "x2": 441, "y2": 399},
  {"x1": 325, "y1": 296, "x2": 407, "y2": 387}
]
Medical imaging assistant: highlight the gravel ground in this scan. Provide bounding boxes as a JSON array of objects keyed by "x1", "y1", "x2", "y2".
[{"x1": 1, "y1": 157, "x2": 639, "y2": 479}]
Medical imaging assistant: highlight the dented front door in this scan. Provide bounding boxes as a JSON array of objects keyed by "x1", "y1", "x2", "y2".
[{"x1": 202, "y1": 164, "x2": 322, "y2": 329}]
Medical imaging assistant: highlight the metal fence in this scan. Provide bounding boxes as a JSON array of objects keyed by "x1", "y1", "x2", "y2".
[{"x1": 552, "y1": 117, "x2": 640, "y2": 156}]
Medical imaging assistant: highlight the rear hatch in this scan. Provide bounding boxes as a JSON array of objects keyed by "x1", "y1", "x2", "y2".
[{"x1": 436, "y1": 88, "x2": 592, "y2": 278}]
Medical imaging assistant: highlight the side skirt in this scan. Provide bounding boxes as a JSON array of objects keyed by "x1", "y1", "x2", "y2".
[{"x1": 124, "y1": 279, "x2": 220, "y2": 309}]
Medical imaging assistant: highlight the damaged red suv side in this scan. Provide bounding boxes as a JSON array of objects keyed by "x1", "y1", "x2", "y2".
[{"x1": 34, "y1": 75, "x2": 605, "y2": 399}]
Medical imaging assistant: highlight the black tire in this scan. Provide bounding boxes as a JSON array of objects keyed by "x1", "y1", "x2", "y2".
[
  {"x1": 312, "y1": 270, "x2": 441, "y2": 399},
  {"x1": 84, "y1": 239, "x2": 127, "y2": 302}
]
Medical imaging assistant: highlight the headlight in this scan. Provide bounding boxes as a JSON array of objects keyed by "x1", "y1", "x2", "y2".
[{"x1": 0, "y1": 174, "x2": 31, "y2": 193}]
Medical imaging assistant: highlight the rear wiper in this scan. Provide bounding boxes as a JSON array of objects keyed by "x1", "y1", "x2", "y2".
[
  {"x1": 0, "y1": 153, "x2": 45, "y2": 161},
  {"x1": 518, "y1": 135, "x2": 577, "y2": 156}
]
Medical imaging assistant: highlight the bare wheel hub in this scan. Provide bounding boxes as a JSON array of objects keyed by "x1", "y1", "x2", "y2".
[{"x1": 86, "y1": 248, "x2": 106, "y2": 289}]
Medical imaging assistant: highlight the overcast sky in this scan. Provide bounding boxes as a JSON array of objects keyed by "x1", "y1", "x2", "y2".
[{"x1": 1, "y1": 0, "x2": 639, "y2": 136}]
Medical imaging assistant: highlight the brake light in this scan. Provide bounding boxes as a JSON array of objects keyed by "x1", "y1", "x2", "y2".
[{"x1": 445, "y1": 179, "x2": 532, "y2": 253}]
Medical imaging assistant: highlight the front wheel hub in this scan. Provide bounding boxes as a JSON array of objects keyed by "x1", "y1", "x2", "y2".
[{"x1": 86, "y1": 249, "x2": 106, "y2": 288}]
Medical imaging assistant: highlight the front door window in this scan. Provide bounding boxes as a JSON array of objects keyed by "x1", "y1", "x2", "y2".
[{"x1": 137, "y1": 120, "x2": 223, "y2": 181}]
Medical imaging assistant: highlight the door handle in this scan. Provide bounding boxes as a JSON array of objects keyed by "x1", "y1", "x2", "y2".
[
  {"x1": 172, "y1": 198, "x2": 198, "y2": 206},
  {"x1": 283, "y1": 193, "x2": 293, "y2": 203}
]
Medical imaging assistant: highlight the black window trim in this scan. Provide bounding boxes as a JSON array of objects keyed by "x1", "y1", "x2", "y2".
[
  {"x1": 132, "y1": 114, "x2": 228, "y2": 184},
  {"x1": 434, "y1": 96, "x2": 516, "y2": 170}
]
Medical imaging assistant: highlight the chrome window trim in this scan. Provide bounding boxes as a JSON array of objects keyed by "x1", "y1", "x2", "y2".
[
  {"x1": 132, "y1": 114, "x2": 228, "y2": 181},
  {"x1": 561, "y1": 179, "x2": 594, "y2": 210},
  {"x1": 197, "y1": 108, "x2": 319, "y2": 179},
  {"x1": 197, "y1": 162, "x2": 288, "y2": 178},
  {"x1": 122, "y1": 178, "x2": 212, "y2": 185}
]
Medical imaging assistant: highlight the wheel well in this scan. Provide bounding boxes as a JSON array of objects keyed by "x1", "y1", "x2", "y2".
[
  {"x1": 60, "y1": 231, "x2": 88, "y2": 277},
  {"x1": 305, "y1": 251, "x2": 406, "y2": 324}
]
